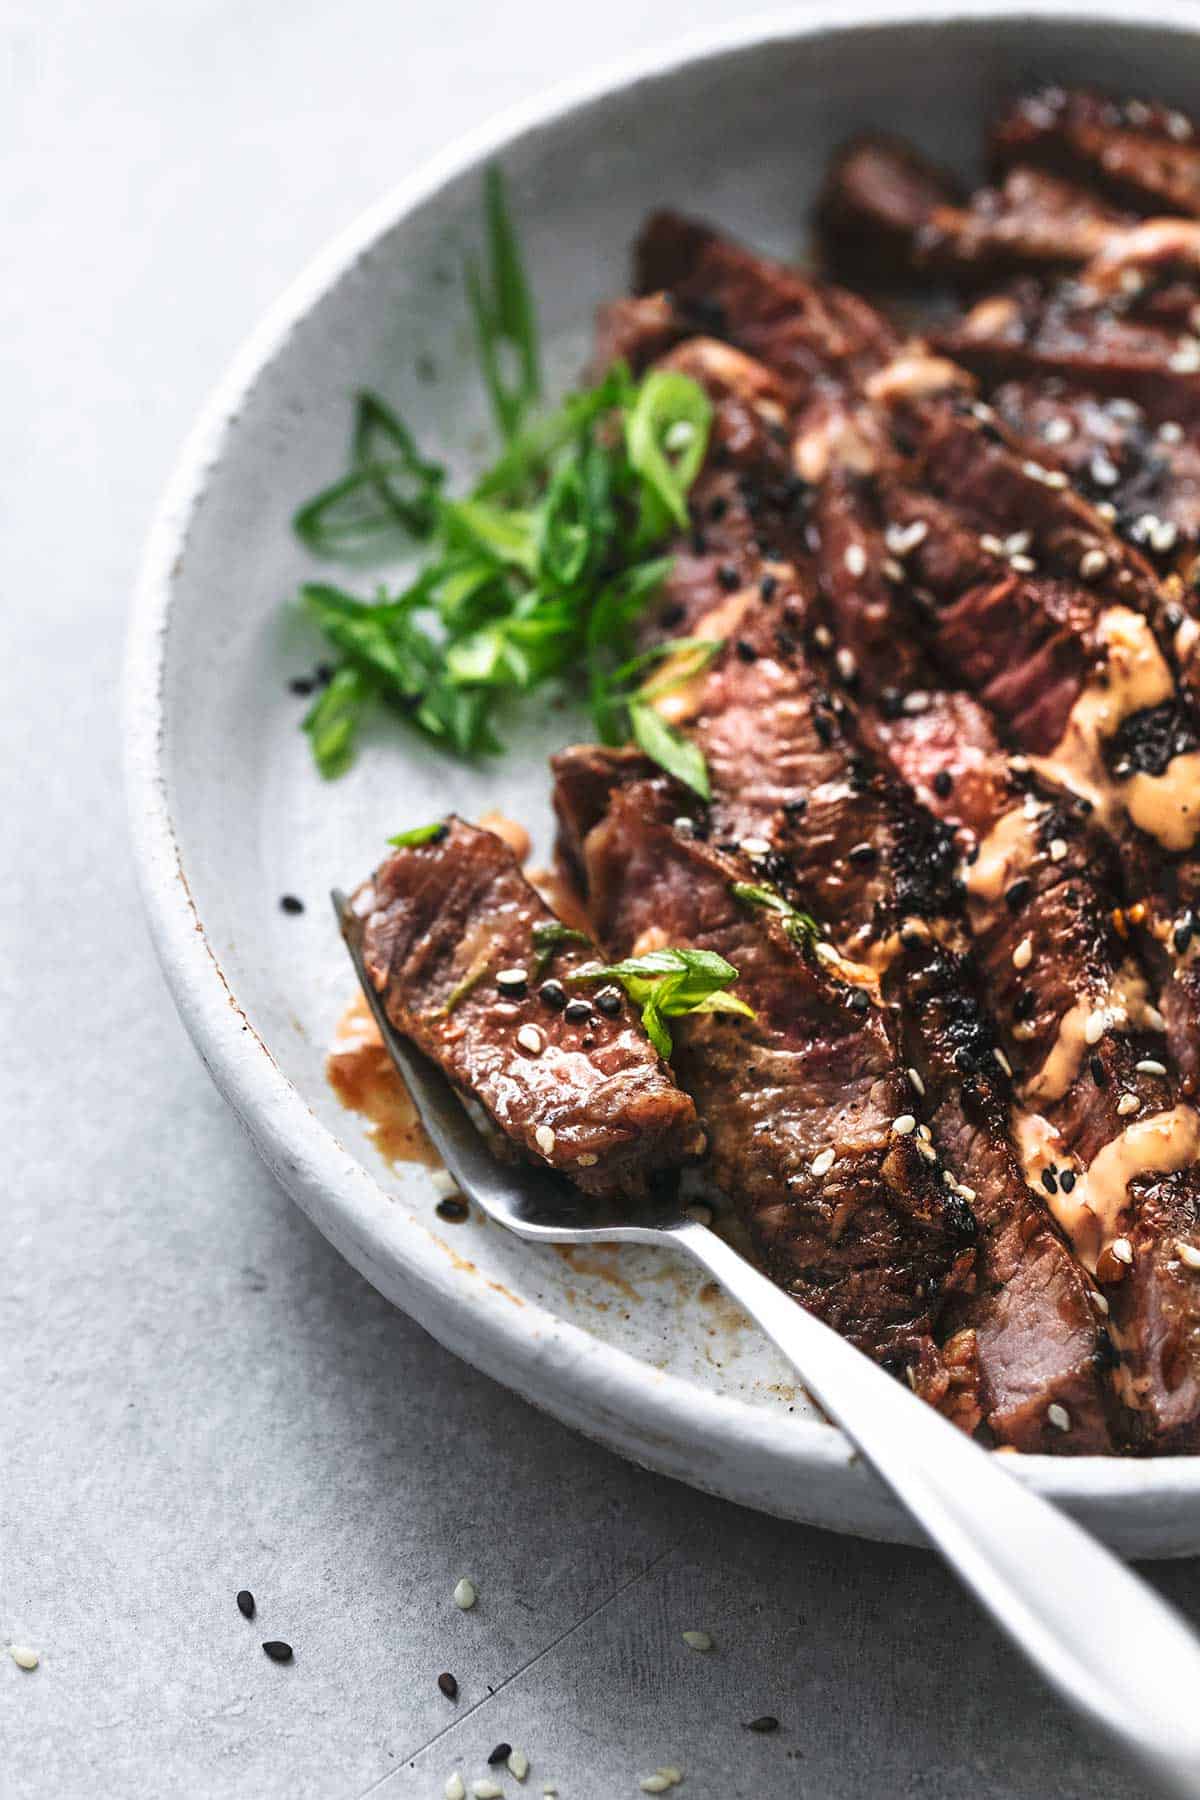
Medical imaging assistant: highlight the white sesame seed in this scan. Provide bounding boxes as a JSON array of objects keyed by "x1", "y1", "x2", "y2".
[
  {"x1": 1083, "y1": 1009, "x2": 1107, "y2": 1045},
  {"x1": 453, "y1": 1577, "x2": 477, "y2": 1611},
  {"x1": 813, "y1": 623, "x2": 833, "y2": 649},
  {"x1": 1009, "y1": 553, "x2": 1037, "y2": 574},
  {"x1": 1047, "y1": 1403, "x2": 1072, "y2": 1433},
  {"x1": 431, "y1": 1168, "x2": 459, "y2": 1197},
  {"x1": 740, "y1": 836, "x2": 771, "y2": 855},
  {"x1": 1127, "y1": 99, "x2": 1151, "y2": 124},
  {"x1": 1043, "y1": 416, "x2": 1072, "y2": 446},
  {"x1": 682, "y1": 1630, "x2": 714, "y2": 1651},
  {"x1": 1008, "y1": 753, "x2": 1030, "y2": 773},
  {"x1": 576, "y1": 1152, "x2": 598, "y2": 1167},
  {"x1": 1160, "y1": 421, "x2": 1184, "y2": 445},
  {"x1": 1096, "y1": 500, "x2": 1118, "y2": 522},
  {"x1": 1151, "y1": 518, "x2": 1180, "y2": 554},
  {"x1": 1111, "y1": 1237, "x2": 1134, "y2": 1266},
  {"x1": 1120, "y1": 268, "x2": 1145, "y2": 295},
  {"x1": 844, "y1": 543, "x2": 867, "y2": 577},
  {"x1": 496, "y1": 966, "x2": 528, "y2": 989},
  {"x1": 1136, "y1": 1059, "x2": 1168, "y2": 1076},
  {"x1": 657, "y1": 1770, "x2": 684, "y2": 1787},
  {"x1": 684, "y1": 1202, "x2": 714, "y2": 1226},
  {"x1": 1145, "y1": 1006, "x2": 1167, "y2": 1032},
  {"x1": 9, "y1": 1647, "x2": 39, "y2": 1671},
  {"x1": 1079, "y1": 549, "x2": 1108, "y2": 581},
  {"x1": 883, "y1": 557, "x2": 904, "y2": 581},
  {"x1": 1117, "y1": 1092, "x2": 1140, "y2": 1116},
  {"x1": 994, "y1": 1048, "x2": 1013, "y2": 1077},
  {"x1": 943, "y1": 1168, "x2": 956, "y2": 1186},
  {"x1": 543, "y1": 1787, "x2": 559, "y2": 1797},
  {"x1": 1004, "y1": 531, "x2": 1032, "y2": 554},
  {"x1": 473, "y1": 1783, "x2": 504, "y2": 1800},
  {"x1": 1012, "y1": 937, "x2": 1033, "y2": 971},
  {"x1": 1177, "y1": 1241, "x2": 1200, "y2": 1270},
  {"x1": 1022, "y1": 460, "x2": 1048, "y2": 482},
  {"x1": 903, "y1": 690, "x2": 930, "y2": 714},
  {"x1": 516, "y1": 1025, "x2": 544, "y2": 1056},
  {"x1": 1048, "y1": 837, "x2": 1068, "y2": 863},
  {"x1": 980, "y1": 533, "x2": 1004, "y2": 555},
  {"x1": 1091, "y1": 1289, "x2": 1110, "y2": 1316},
  {"x1": 445, "y1": 1776, "x2": 466, "y2": 1800},
  {"x1": 916, "y1": 1140, "x2": 937, "y2": 1163},
  {"x1": 665, "y1": 419, "x2": 696, "y2": 452},
  {"x1": 813, "y1": 941, "x2": 839, "y2": 965},
  {"x1": 535, "y1": 1124, "x2": 557, "y2": 1156},
  {"x1": 907, "y1": 1067, "x2": 926, "y2": 1097},
  {"x1": 892, "y1": 1113, "x2": 917, "y2": 1136},
  {"x1": 508, "y1": 1749, "x2": 530, "y2": 1782},
  {"x1": 1168, "y1": 110, "x2": 1193, "y2": 140},
  {"x1": 836, "y1": 647, "x2": 858, "y2": 681},
  {"x1": 640, "y1": 1780, "x2": 672, "y2": 1794},
  {"x1": 918, "y1": 1123, "x2": 932, "y2": 1142},
  {"x1": 956, "y1": 1184, "x2": 977, "y2": 1202},
  {"x1": 885, "y1": 519, "x2": 928, "y2": 556},
  {"x1": 1169, "y1": 339, "x2": 1200, "y2": 374},
  {"x1": 1043, "y1": 470, "x2": 1069, "y2": 489},
  {"x1": 1090, "y1": 453, "x2": 1119, "y2": 487},
  {"x1": 810, "y1": 1147, "x2": 836, "y2": 1176}
]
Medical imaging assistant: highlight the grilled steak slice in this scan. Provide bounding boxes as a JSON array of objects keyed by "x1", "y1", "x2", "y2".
[
  {"x1": 634, "y1": 210, "x2": 898, "y2": 402},
  {"x1": 991, "y1": 88, "x2": 1200, "y2": 218},
  {"x1": 820, "y1": 136, "x2": 1134, "y2": 284},
  {"x1": 557, "y1": 762, "x2": 975, "y2": 1372},
  {"x1": 354, "y1": 817, "x2": 701, "y2": 1197}
]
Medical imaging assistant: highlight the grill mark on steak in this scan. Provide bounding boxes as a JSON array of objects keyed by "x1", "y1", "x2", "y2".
[
  {"x1": 554, "y1": 761, "x2": 975, "y2": 1374},
  {"x1": 354, "y1": 817, "x2": 702, "y2": 1197},
  {"x1": 820, "y1": 135, "x2": 1136, "y2": 285}
]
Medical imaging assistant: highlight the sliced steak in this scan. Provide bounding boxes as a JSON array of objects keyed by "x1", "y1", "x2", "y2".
[
  {"x1": 820, "y1": 136, "x2": 1134, "y2": 284},
  {"x1": 354, "y1": 817, "x2": 702, "y2": 1197},
  {"x1": 991, "y1": 88, "x2": 1200, "y2": 218},
  {"x1": 558, "y1": 763, "x2": 975, "y2": 1374}
]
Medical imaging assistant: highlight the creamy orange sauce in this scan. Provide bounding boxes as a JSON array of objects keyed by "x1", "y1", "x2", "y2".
[
  {"x1": 477, "y1": 810, "x2": 531, "y2": 863},
  {"x1": 1023, "y1": 962, "x2": 1163, "y2": 1107},
  {"x1": 965, "y1": 805, "x2": 1040, "y2": 927},
  {"x1": 1031, "y1": 608, "x2": 1199, "y2": 849},
  {"x1": 326, "y1": 994, "x2": 438, "y2": 1167},
  {"x1": 1016, "y1": 1106, "x2": 1200, "y2": 1269}
]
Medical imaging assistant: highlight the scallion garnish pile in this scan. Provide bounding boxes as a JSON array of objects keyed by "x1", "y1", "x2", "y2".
[{"x1": 291, "y1": 167, "x2": 714, "y2": 796}]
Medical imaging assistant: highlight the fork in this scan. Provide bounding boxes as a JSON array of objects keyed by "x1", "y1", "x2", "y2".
[{"x1": 334, "y1": 889, "x2": 1200, "y2": 1798}]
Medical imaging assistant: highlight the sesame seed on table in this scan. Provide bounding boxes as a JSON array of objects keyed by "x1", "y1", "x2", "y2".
[{"x1": 10, "y1": 4, "x2": 1200, "y2": 1799}]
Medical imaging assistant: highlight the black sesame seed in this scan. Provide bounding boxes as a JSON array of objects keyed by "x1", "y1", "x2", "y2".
[
  {"x1": 745, "y1": 1716, "x2": 780, "y2": 1733},
  {"x1": 955, "y1": 1048, "x2": 976, "y2": 1074},
  {"x1": 735, "y1": 639, "x2": 757, "y2": 663},
  {"x1": 1014, "y1": 989, "x2": 1036, "y2": 1021},
  {"x1": 880, "y1": 686, "x2": 903, "y2": 721},
  {"x1": 813, "y1": 710, "x2": 833, "y2": 746},
  {"x1": 1175, "y1": 921, "x2": 1194, "y2": 955},
  {"x1": 846, "y1": 988, "x2": 870, "y2": 1014},
  {"x1": 595, "y1": 988, "x2": 622, "y2": 1016},
  {"x1": 708, "y1": 495, "x2": 729, "y2": 523},
  {"x1": 236, "y1": 1590, "x2": 255, "y2": 1620},
  {"x1": 262, "y1": 1641, "x2": 293, "y2": 1663},
  {"x1": 1059, "y1": 1169, "x2": 1076, "y2": 1193},
  {"x1": 760, "y1": 574, "x2": 778, "y2": 602},
  {"x1": 540, "y1": 979, "x2": 566, "y2": 1011},
  {"x1": 279, "y1": 895, "x2": 304, "y2": 915},
  {"x1": 437, "y1": 1671, "x2": 459, "y2": 1700},
  {"x1": 436, "y1": 1196, "x2": 469, "y2": 1223},
  {"x1": 848, "y1": 842, "x2": 877, "y2": 866},
  {"x1": 690, "y1": 528, "x2": 708, "y2": 556},
  {"x1": 717, "y1": 564, "x2": 740, "y2": 591},
  {"x1": 487, "y1": 1744, "x2": 512, "y2": 1766},
  {"x1": 1041, "y1": 1167, "x2": 1059, "y2": 1195},
  {"x1": 933, "y1": 770, "x2": 954, "y2": 799},
  {"x1": 783, "y1": 797, "x2": 808, "y2": 819},
  {"x1": 659, "y1": 603, "x2": 685, "y2": 629},
  {"x1": 564, "y1": 999, "x2": 592, "y2": 1023},
  {"x1": 288, "y1": 676, "x2": 315, "y2": 697},
  {"x1": 1005, "y1": 877, "x2": 1032, "y2": 911},
  {"x1": 1091, "y1": 1055, "x2": 1107, "y2": 1086}
]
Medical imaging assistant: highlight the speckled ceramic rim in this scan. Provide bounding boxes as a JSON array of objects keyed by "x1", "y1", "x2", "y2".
[{"x1": 125, "y1": 0, "x2": 1200, "y2": 1553}]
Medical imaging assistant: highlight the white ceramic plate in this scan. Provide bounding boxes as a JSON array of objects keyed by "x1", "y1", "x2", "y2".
[{"x1": 126, "y1": 1, "x2": 1200, "y2": 1554}]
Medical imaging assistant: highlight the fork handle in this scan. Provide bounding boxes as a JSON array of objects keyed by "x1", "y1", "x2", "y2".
[{"x1": 670, "y1": 1217, "x2": 1200, "y2": 1799}]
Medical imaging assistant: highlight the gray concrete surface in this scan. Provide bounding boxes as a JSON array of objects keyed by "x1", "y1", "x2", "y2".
[{"x1": 1, "y1": 2, "x2": 1189, "y2": 1794}]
